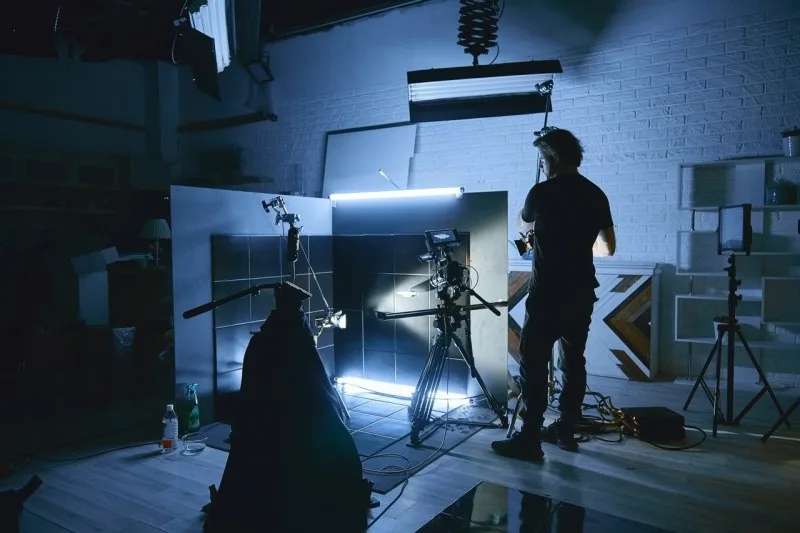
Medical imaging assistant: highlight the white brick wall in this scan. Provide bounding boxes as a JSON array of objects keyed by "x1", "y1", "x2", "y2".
[{"x1": 180, "y1": 5, "x2": 800, "y2": 376}]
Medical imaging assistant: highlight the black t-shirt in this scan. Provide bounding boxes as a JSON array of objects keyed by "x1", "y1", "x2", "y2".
[{"x1": 521, "y1": 174, "x2": 613, "y2": 300}]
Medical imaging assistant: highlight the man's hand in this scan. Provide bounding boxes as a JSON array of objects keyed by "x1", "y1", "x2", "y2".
[{"x1": 517, "y1": 209, "x2": 534, "y2": 233}]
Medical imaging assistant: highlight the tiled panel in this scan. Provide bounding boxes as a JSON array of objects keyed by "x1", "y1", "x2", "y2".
[
  {"x1": 332, "y1": 234, "x2": 470, "y2": 393},
  {"x1": 212, "y1": 234, "x2": 338, "y2": 420},
  {"x1": 308, "y1": 235, "x2": 333, "y2": 273},
  {"x1": 333, "y1": 310, "x2": 363, "y2": 378},
  {"x1": 215, "y1": 369, "x2": 242, "y2": 424},
  {"x1": 309, "y1": 272, "x2": 333, "y2": 312},
  {"x1": 291, "y1": 273, "x2": 312, "y2": 313},
  {"x1": 250, "y1": 276, "x2": 282, "y2": 322},
  {"x1": 333, "y1": 236, "x2": 364, "y2": 272},
  {"x1": 393, "y1": 234, "x2": 429, "y2": 275},
  {"x1": 284, "y1": 235, "x2": 310, "y2": 277},
  {"x1": 364, "y1": 349, "x2": 395, "y2": 383},
  {"x1": 440, "y1": 358, "x2": 469, "y2": 397},
  {"x1": 396, "y1": 351, "x2": 427, "y2": 388},
  {"x1": 335, "y1": 341, "x2": 365, "y2": 379},
  {"x1": 216, "y1": 368, "x2": 242, "y2": 394},
  {"x1": 395, "y1": 274, "x2": 432, "y2": 355},
  {"x1": 362, "y1": 273, "x2": 395, "y2": 353},
  {"x1": 212, "y1": 280, "x2": 251, "y2": 328},
  {"x1": 318, "y1": 345, "x2": 335, "y2": 378},
  {"x1": 212, "y1": 235, "x2": 249, "y2": 281},
  {"x1": 310, "y1": 310, "x2": 335, "y2": 348},
  {"x1": 332, "y1": 269, "x2": 362, "y2": 311},
  {"x1": 249, "y1": 235, "x2": 282, "y2": 279},
  {"x1": 359, "y1": 236, "x2": 394, "y2": 274},
  {"x1": 214, "y1": 323, "x2": 254, "y2": 375}
]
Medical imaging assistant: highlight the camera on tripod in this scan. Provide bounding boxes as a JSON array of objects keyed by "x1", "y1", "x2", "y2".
[
  {"x1": 376, "y1": 228, "x2": 509, "y2": 445},
  {"x1": 417, "y1": 229, "x2": 470, "y2": 303}
]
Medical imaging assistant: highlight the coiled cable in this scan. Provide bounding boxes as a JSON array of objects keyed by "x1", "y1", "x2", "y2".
[{"x1": 457, "y1": 0, "x2": 501, "y2": 66}]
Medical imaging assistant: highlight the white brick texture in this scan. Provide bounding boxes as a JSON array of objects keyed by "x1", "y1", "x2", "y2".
[
  {"x1": 183, "y1": 6, "x2": 800, "y2": 376},
  {"x1": 203, "y1": 6, "x2": 800, "y2": 266}
]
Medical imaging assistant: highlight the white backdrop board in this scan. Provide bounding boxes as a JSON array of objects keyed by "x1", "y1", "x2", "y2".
[{"x1": 322, "y1": 124, "x2": 417, "y2": 197}]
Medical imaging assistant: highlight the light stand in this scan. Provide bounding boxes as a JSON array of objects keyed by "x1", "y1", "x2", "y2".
[
  {"x1": 533, "y1": 79, "x2": 555, "y2": 187},
  {"x1": 262, "y1": 197, "x2": 301, "y2": 281},
  {"x1": 682, "y1": 204, "x2": 789, "y2": 436},
  {"x1": 262, "y1": 196, "x2": 346, "y2": 344},
  {"x1": 511, "y1": 79, "x2": 560, "y2": 407}
]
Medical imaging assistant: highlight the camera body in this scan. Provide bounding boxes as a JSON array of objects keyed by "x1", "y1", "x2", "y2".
[{"x1": 418, "y1": 229, "x2": 470, "y2": 304}]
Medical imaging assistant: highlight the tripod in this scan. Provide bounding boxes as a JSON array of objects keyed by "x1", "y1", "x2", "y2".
[
  {"x1": 378, "y1": 291, "x2": 509, "y2": 446},
  {"x1": 683, "y1": 254, "x2": 789, "y2": 436}
]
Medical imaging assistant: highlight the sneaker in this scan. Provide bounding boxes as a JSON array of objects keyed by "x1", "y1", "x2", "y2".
[
  {"x1": 491, "y1": 431, "x2": 544, "y2": 462},
  {"x1": 541, "y1": 420, "x2": 579, "y2": 452}
]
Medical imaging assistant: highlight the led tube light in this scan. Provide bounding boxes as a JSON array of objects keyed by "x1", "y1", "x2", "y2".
[
  {"x1": 329, "y1": 187, "x2": 464, "y2": 202},
  {"x1": 409, "y1": 74, "x2": 554, "y2": 102},
  {"x1": 336, "y1": 376, "x2": 469, "y2": 404}
]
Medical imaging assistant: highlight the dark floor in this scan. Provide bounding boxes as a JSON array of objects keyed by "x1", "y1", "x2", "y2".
[{"x1": 416, "y1": 480, "x2": 672, "y2": 532}]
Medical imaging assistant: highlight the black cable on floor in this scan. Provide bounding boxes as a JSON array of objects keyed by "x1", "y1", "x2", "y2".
[
  {"x1": 538, "y1": 378, "x2": 707, "y2": 450},
  {"x1": 345, "y1": 369, "x2": 475, "y2": 529}
]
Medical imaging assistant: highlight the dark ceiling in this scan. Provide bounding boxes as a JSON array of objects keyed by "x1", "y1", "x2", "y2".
[
  {"x1": 262, "y1": 0, "x2": 430, "y2": 38},
  {"x1": 0, "y1": 1, "x2": 430, "y2": 60}
]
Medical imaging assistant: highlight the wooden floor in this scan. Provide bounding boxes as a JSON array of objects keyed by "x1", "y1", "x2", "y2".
[{"x1": 3, "y1": 376, "x2": 799, "y2": 533}]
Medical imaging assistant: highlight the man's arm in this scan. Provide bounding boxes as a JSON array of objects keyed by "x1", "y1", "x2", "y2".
[
  {"x1": 593, "y1": 191, "x2": 616, "y2": 257},
  {"x1": 518, "y1": 187, "x2": 536, "y2": 233},
  {"x1": 517, "y1": 210, "x2": 534, "y2": 233},
  {"x1": 593, "y1": 227, "x2": 616, "y2": 257}
]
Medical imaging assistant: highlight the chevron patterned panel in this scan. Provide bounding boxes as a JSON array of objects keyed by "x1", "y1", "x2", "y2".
[{"x1": 507, "y1": 272, "x2": 655, "y2": 382}]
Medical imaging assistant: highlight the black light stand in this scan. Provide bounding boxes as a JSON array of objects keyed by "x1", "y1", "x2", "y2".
[
  {"x1": 262, "y1": 197, "x2": 301, "y2": 280},
  {"x1": 532, "y1": 80, "x2": 555, "y2": 188},
  {"x1": 763, "y1": 397, "x2": 800, "y2": 441},
  {"x1": 512, "y1": 79, "x2": 560, "y2": 406},
  {"x1": 263, "y1": 196, "x2": 346, "y2": 345},
  {"x1": 377, "y1": 230, "x2": 509, "y2": 446},
  {"x1": 682, "y1": 204, "x2": 789, "y2": 436}
]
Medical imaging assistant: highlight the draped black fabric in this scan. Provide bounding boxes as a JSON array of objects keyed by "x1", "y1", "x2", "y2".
[{"x1": 204, "y1": 309, "x2": 368, "y2": 533}]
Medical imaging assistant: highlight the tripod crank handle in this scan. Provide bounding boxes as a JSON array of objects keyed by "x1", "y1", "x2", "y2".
[{"x1": 466, "y1": 289, "x2": 506, "y2": 316}]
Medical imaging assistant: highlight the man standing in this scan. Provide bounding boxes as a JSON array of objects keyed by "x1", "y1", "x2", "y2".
[{"x1": 492, "y1": 128, "x2": 616, "y2": 461}]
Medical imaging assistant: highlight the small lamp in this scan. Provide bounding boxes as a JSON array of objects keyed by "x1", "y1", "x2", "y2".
[{"x1": 140, "y1": 218, "x2": 172, "y2": 267}]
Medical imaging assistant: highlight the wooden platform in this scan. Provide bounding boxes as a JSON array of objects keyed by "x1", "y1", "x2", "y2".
[{"x1": 3, "y1": 376, "x2": 799, "y2": 533}]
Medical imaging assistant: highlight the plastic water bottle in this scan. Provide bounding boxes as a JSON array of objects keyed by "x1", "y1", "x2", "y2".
[{"x1": 161, "y1": 404, "x2": 179, "y2": 454}]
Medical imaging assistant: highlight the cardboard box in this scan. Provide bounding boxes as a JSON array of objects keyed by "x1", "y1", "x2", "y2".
[{"x1": 70, "y1": 247, "x2": 120, "y2": 326}]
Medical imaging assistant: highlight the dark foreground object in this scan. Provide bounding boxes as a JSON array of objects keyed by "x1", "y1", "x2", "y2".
[
  {"x1": 0, "y1": 475, "x2": 43, "y2": 533},
  {"x1": 202, "y1": 284, "x2": 370, "y2": 532}
]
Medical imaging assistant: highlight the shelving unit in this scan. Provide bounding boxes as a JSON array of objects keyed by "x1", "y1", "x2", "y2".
[
  {"x1": 0, "y1": 145, "x2": 130, "y2": 215},
  {"x1": 673, "y1": 156, "x2": 800, "y2": 373}
]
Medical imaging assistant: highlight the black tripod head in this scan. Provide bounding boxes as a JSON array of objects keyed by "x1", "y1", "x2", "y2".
[{"x1": 377, "y1": 229, "x2": 506, "y2": 324}]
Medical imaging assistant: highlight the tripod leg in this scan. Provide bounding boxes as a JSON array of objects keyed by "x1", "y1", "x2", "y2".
[
  {"x1": 548, "y1": 347, "x2": 556, "y2": 405},
  {"x1": 683, "y1": 338, "x2": 719, "y2": 411},
  {"x1": 761, "y1": 397, "x2": 800, "y2": 442},
  {"x1": 450, "y1": 334, "x2": 507, "y2": 426},
  {"x1": 507, "y1": 396, "x2": 523, "y2": 438},
  {"x1": 735, "y1": 330, "x2": 791, "y2": 428},
  {"x1": 713, "y1": 332, "x2": 723, "y2": 437},
  {"x1": 409, "y1": 333, "x2": 449, "y2": 446}
]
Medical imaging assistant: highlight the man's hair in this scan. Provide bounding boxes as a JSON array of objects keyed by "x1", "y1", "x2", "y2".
[{"x1": 533, "y1": 128, "x2": 584, "y2": 168}]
